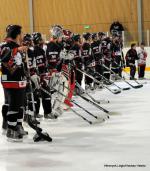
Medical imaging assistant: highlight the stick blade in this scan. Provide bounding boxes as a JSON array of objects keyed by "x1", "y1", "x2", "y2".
[
  {"x1": 122, "y1": 87, "x2": 131, "y2": 90},
  {"x1": 113, "y1": 89, "x2": 121, "y2": 94},
  {"x1": 133, "y1": 84, "x2": 143, "y2": 89},
  {"x1": 92, "y1": 118, "x2": 105, "y2": 124},
  {"x1": 109, "y1": 111, "x2": 121, "y2": 115}
]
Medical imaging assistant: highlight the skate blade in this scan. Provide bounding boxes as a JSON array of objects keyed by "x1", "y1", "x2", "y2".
[{"x1": 7, "y1": 137, "x2": 23, "y2": 143}]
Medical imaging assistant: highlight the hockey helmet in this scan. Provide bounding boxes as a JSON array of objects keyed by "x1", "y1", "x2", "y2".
[
  {"x1": 82, "y1": 32, "x2": 91, "y2": 41},
  {"x1": 92, "y1": 33, "x2": 98, "y2": 40},
  {"x1": 23, "y1": 33, "x2": 32, "y2": 42},
  {"x1": 50, "y1": 25, "x2": 63, "y2": 39},
  {"x1": 98, "y1": 32, "x2": 106, "y2": 37},
  {"x1": 63, "y1": 29, "x2": 73, "y2": 39},
  {"x1": 32, "y1": 32, "x2": 42, "y2": 44},
  {"x1": 72, "y1": 34, "x2": 81, "y2": 42}
]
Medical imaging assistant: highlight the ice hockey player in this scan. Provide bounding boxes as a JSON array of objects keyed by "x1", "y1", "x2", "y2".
[
  {"x1": 62, "y1": 29, "x2": 74, "y2": 51},
  {"x1": 46, "y1": 25, "x2": 63, "y2": 73},
  {"x1": 101, "y1": 36, "x2": 112, "y2": 81},
  {"x1": 111, "y1": 32, "x2": 124, "y2": 79},
  {"x1": 22, "y1": 34, "x2": 43, "y2": 122},
  {"x1": 32, "y1": 32, "x2": 54, "y2": 119},
  {"x1": 97, "y1": 32, "x2": 106, "y2": 44},
  {"x1": 61, "y1": 29, "x2": 75, "y2": 107},
  {"x1": 125, "y1": 43, "x2": 139, "y2": 80},
  {"x1": 0, "y1": 25, "x2": 28, "y2": 142},
  {"x1": 90, "y1": 33, "x2": 103, "y2": 88},
  {"x1": 110, "y1": 21, "x2": 124, "y2": 35},
  {"x1": 70, "y1": 34, "x2": 83, "y2": 88},
  {"x1": 137, "y1": 42, "x2": 147, "y2": 79},
  {"x1": 82, "y1": 32, "x2": 94, "y2": 90}
]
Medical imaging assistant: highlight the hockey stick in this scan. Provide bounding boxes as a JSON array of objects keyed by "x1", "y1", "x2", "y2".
[
  {"x1": 40, "y1": 86, "x2": 105, "y2": 123},
  {"x1": 94, "y1": 71, "x2": 131, "y2": 91},
  {"x1": 102, "y1": 64, "x2": 143, "y2": 89},
  {"x1": 40, "y1": 86, "x2": 100, "y2": 124},
  {"x1": 48, "y1": 76, "x2": 110, "y2": 117},
  {"x1": 77, "y1": 93, "x2": 109, "y2": 115},
  {"x1": 41, "y1": 70, "x2": 109, "y2": 119},
  {"x1": 76, "y1": 68, "x2": 121, "y2": 94},
  {"x1": 76, "y1": 81, "x2": 110, "y2": 104},
  {"x1": 112, "y1": 55, "x2": 143, "y2": 86},
  {"x1": 25, "y1": 52, "x2": 52, "y2": 142},
  {"x1": 76, "y1": 85, "x2": 120, "y2": 116},
  {"x1": 72, "y1": 100, "x2": 105, "y2": 121}
]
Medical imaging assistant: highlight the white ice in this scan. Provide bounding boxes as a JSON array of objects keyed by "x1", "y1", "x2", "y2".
[{"x1": 0, "y1": 78, "x2": 150, "y2": 171}]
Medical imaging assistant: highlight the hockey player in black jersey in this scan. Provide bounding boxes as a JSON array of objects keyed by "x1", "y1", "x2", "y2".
[
  {"x1": 90, "y1": 33, "x2": 103, "y2": 87},
  {"x1": 82, "y1": 32, "x2": 94, "y2": 90},
  {"x1": 46, "y1": 25, "x2": 63, "y2": 73},
  {"x1": 125, "y1": 43, "x2": 139, "y2": 80},
  {"x1": 32, "y1": 32, "x2": 54, "y2": 119},
  {"x1": 98, "y1": 32, "x2": 106, "y2": 44},
  {"x1": 111, "y1": 33, "x2": 124, "y2": 79},
  {"x1": 70, "y1": 34, "x2": 83, "y2": 86},
  {"x1": 22, "y1": 34, "x2": 43, "y2": 120},
  {"x1": 0, "y1": 25, "x2": 28, "y2": 142},
  {"x1": 101, "y1": 36, "x2": 112, "y2": 80}
]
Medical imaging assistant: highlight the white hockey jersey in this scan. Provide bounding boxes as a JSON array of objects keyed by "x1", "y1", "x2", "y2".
[{"x1": 137, "y1": 48, "x2": 147, "y2": 66}]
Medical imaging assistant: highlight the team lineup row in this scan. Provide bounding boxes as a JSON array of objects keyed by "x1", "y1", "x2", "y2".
[{"x1": 0, "y1": 25, "x2": 146, "y2": 142}]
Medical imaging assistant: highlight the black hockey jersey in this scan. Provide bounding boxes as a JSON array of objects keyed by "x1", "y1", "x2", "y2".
[
  {"x1": 125, "y1": 49, "x2": 138, "y2": 66},
  {"x1": 111, "y1": 41, "x2": 122, "y2": 58},
  {"x1": 101, "y1": 38, "x2": 112, "y2": 62},
  {"x1": 111, "y1": 40, "x2": 124, "y2": 68},
  {"x1": 82, "y1": 42, "x2": 94, "y2": 67},
  {"x1": 70, "y1": 43, "x2": 82, "y2": 68},
  {"x1": 26, "y1": 47, "x2": 36, "y2": 75},
  {"x1": 91, "y1": 40, "x2": 101, "y2": 62},
  {"x1": 46, "y1": 41, "x2": 62, "y2": 69},
  {"x1": 34, "y1": 45, "x2": 47, "y2": 74},
  {"x1": 0, "y1": 40, "x2": 26, "y2": 89}
]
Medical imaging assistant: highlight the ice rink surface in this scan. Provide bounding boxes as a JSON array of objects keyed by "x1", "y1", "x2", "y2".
[{"x1": 0, "y1": 78, "x2": 150, "y2": 171}]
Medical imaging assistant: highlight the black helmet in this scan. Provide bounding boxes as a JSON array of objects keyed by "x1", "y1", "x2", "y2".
[
  {"x1": 83, "y1": 32, "x2": 91, "y2": 41},
  {"x1": 32, "y1": 32, "x2": 42, "y2": 44},
  {"x1": 98, "y1": 32, "x2": 106, "y2": 37},
  {"x1": 23, "y1": 34, "x2": 32, "y2": 42},
  {"x1": 6, "y1": 25, "x2": 22, "y2": 39},
  {"x1": 6, "y1": 24, "x2": 13, "y2": 33},
  {"x1": 92, "y1": 33, "x2": 97, "y2": 40},
  {"x1": 72, "y1": 34, "x2": 80, "y2": 42}
]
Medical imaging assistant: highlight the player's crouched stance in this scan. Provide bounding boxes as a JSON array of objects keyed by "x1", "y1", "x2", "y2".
[{"x1": 0, "y1": 25, "x2": 28, "y2": 142}]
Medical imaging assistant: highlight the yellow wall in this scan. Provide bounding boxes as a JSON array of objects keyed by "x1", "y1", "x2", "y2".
[
  {"x1": 0, "y1": 0, "x2": 30, "y2": 41},
  {"x1": 143, "y1": 0, "x2": 150, "y2": 31},
  {"x1": 33, "y1": 0, "x2": 138, "y2": 40},
  {"x1": 0, "y1": 0, "x2": 150, "y2": 42}
]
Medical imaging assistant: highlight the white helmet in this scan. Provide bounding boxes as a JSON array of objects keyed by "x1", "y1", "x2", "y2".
[{"x1": 50, "y1": 25, "x2": 63, "y2": 38}]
